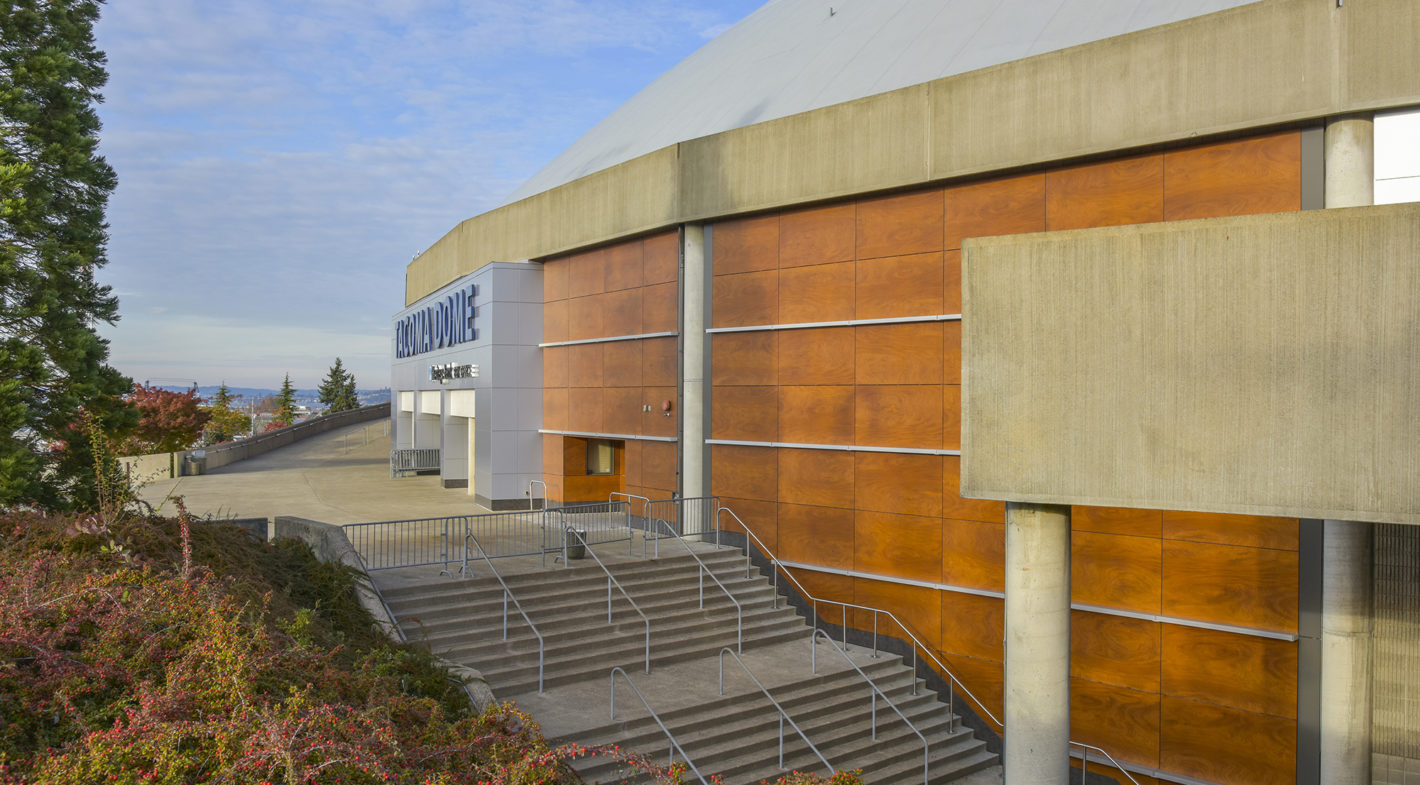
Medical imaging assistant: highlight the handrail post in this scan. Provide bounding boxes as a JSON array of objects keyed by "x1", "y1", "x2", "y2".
[
  {"x1": 872, "y1": 613, "x2": 879, "y2": 658},
  {"x1": 502, "y1": 590, "x2": 509, "y2": 640}
]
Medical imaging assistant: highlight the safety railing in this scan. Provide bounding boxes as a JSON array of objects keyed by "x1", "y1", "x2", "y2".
[
  {"x1": 609, "y1": 491, "x2": 650, "y2": 530},
  {"x1": 718, "y1": 647, "x2": 834, "y2": 774},
  {"x1": 547, "y1": 500, "x2": 633, "y2": 552},
  {"x1": 390, "y1": 448, "x2": 440, "y2": 476},
  {"x1": 609, "y1": 667, "x2": 710, "y2": 784},
  {"x1": 810, "y1": 629, "x2": 928, "y2": 785},
  {"x1": 344, "y1": 516, "x2": 458, "y2": 575},
  {"x1": 458, "y1": 509, "x2": 552, "y2": 566},
  {"x1": 566, "y1": 527, "x2": 651, "y2": 673},
  {"x1": 644, "y1": 496, "x2": 719, "y2": 543},
  {"x1": 647, "y1": 517, "x2": 742, "y2": 652},
  {"x1": 465, "y1": 531, "x2": 545, "y2": 693},
  {"x1": 719, "y1": 507, "x2": 1143, "y2": 785}
]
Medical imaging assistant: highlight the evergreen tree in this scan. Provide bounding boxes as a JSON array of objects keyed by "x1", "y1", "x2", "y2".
[
  {"x1": 272, "y1": 374, "x2": 297, "y2": 427},
  {"x1": 339, "y1": 368, "x2": 358, "y2": 411},
  {"x1": 201, "y1": 382, "x2": 247, "y2": 444},
  {"x1": 0, "y1": 0, "x2": 135, "y2": 510},
  {"x1": 317, "y1": 358, "x2": 352, "y2": 412}
]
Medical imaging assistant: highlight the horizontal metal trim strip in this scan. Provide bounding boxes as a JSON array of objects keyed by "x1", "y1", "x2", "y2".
[
  {"x1": 539, "y1": 331, "x2": 678, "y2": 348},
  {"x1": 777, "y1": 561, "x2": 1299, "y2": 642},
  {"x1": 538, "y1": 429, "x2": 678, "y2": 443},
  {"x1": 709, "y1": 439, "x2": 960, "y2": 456},
  {"x1": 707, "y1": 314, "x2": 962, "y2": 334}
]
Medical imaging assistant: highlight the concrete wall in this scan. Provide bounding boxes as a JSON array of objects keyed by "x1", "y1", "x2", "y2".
[
  {"x1": 961, "y1": 203, "x2": 1420, "y2": 525},
  {"x1": 405, "y1": 0, "x2": 1420, "y2": 304},
  {"x1": 202, "y1": 403, "x2": 389, "y2": 472},
  {"x1": 1373, "y1": 524, "x2": 1420, "y2": 784}
]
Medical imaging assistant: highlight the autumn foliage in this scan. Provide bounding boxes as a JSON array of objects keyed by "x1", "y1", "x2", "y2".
[{"x1": 120, "y1": 384, "x2": 210, "y2": 454}]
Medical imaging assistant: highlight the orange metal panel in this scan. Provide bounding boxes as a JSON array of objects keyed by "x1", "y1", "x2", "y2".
[
  {"x1": 852, "y1": 577, "x2": 941, "y2": 650},
  {"x1": 602, "y1": 340, "x2": 643, "y2": 388},
  {"x1": 543, "y1": 299, "x2": 568, "y2": 343},
  {"x1": 795, "y1": 570, "x2": 854, "y2": 626},
  {"x1": 713, "y1": 215, "x2": 779, "y2": 275},
  {"x1": 543, "y1": 346, "x2": 569, "y2": 389},
  {"x1": 643, "y1": 231, "x2": 679, "y2": 285},
  {"x1": 855, "y1": 251, "x2": 944, "y2": 320},
  {"x1": 712, "y1": 385, "x2": 779, "y2": 442},
  {"x1": 641, "y1": 440, "x2": 678, "y2": 492},
  {"x1": 778, "y1": 503, "x2": 855, "y2": 570},
  {"x1": 641, "y1": 337, "x2": 678, "y2": 387},
  {"x1": 603, "y1": 386, "x2": 643, "y2": 436},
  {"x1": 943, "y1": 172, "x2": 1046, "y2": 251},
  {"x1": 778, "y1": 448, "x2": 854, "y2": 509},
  {"x1": 855, "y1": 322, "x2": 943, "y2": 385},
  {"x1": 718, "y1": 496, "x2": 778, "y2": 553},
  {"x1": 1071, "y1": 530, "x2": 1163, "y2": 615},
  {"x1": 778, "y1": 327, "x2": 855, "y2": 386},
  {"x1": 603, "y1": 238, "x2": 644, "y2": 292},
  {"x1": 779, "y1": 202, "x2": 856, "y2": 269},
  {"x1": 542, "y1": 434, "x2": 564, "y2": 477},
  {"x1": 642, "y1": 281, "x2": 679, "y2": 334},
  {"x1": 1072, "y1": 506, "x2": 1163, "y2": 538},
  {"x1": 1070, "y1": 610, "x2": 1162, "y2": 692},
  {"x1": 543, "y1": 258, "x2": 568, "y2": 302},
  {"x1": 855, "y1": 384, "x2": 944, "y2": 450},
  {"x1": 1161, "y1": 625, "x2": 1298, "y2": 718},
  {"x1": 567, "y1": 248, "x2": 606, "y2": 299},
  {"x1": 1161, "y1": 511, "x2": 1299, "y2": 551},
  {"x1": 712, "y1": 270, "x2": 778, "y2": 328},
  {"x1": 779, "y1": 261, "x2": 855, "y2": 323},
  {"x1": 943, "y1": 384, "x2": 961, "y2": 451},
  {"x1": 1162, "y1": 540, "x2": 1299, "y2": 633},
  {"x1": 711, "y1": 444, "x2": 777, "y2": 502},
  {"x1": 943, "y1": 456, "x2": 1006, "y2": 523},
  {"x1": 854, "y1": 452, "x2": 944, "y2": 518},
  {"x1": 1163, "y1": 131, "x2": 1302, "y2": 221},
  {"x1": 944, "y1": 320, "x2": 961, "y2": 385},
  {"x1": 1046, "y1": 154, "x2": 1165, "y2": 231},
  {"x1": 941, "y1": 518, "x2": 1004, "y2": 592},
  {"x1": 854, "y1": 509, "x2": 943, "y2": 583},
  {"x1": 940, "y1": 591, "x2": 1003, "y2": 661},
  {"x1": 944, "y1": 250, "x2": 962, "y2": 315},
  {"x1": 566, "y1": 343, "x2": 604, "y2": 388},
  {"x1": 600, "y1": 287, "x2": 643, "y2": 338},
  {"x1": 623, "y1": 438, "x2": 642, "y2": 487},
  {"x1": 778, "y1": 385, "x2": 853, "y2": 445},
  {"x1": 936, "y1": 653, "x2": 1003, "y2": 730},
  {"x1": 567, "y1": 294, "x2": 606, "y2": 342},
  {"x1": 566, "y1": 388, "x2": 605, "y2": 434},
  {"x1": 1071, "y1": 679, "x2": 1161, "y2": 768},
  {"x1": 712, "y1": 331, "x2": 777, "y2": 387},
  {"x1": 641, "y1": 387, "x2": 678, "y2": 438},
  {"x1": 1160, "y1": 697, "x2": 1296, "y2": 785},
  {"x1": 542, "y1": 388, "x2": 567, "y2": 432},
  {"x1": 856, "y1": 189, "x2": 945, "y2": 260}
]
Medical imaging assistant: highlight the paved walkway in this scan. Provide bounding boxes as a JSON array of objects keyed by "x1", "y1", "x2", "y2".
[{"x1": 140, "y1": 421, "x2": 493, "y2": 524}]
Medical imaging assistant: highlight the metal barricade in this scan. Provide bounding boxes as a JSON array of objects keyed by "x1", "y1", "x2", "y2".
[
  {"x1": 546, "y1": 500, "x2": 632, "y2": 553},
  {"x1": 462, "y1": 508, "x2": 554, "y2": 563},
  {"x1": 344, "y1": 516, "x2": 461, "y2": 575},
  {"x1": 644, "y1": 496, "x2": 720, "y2": 554},
  {"x1": 390, "y1": 448, "x2": 440, "y2": 477}
]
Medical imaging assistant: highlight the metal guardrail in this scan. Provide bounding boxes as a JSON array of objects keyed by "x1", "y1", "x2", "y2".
[
  {"x1": 718, "y1": 647, "x2": 834, "y2": 774},
  {"x1": 811, "y1": 629, "x2": 929, "y2": 785},
  {"x1": 609, "y1": 667, "x2": 710, "y2": 785},
  {"x1": 566, "y1": 526, "x2": 651, "y2": 673},
  {"x1": 390, "y1": 448, "x2": 440, "y2": 476},
  {"x1": 645, "y1": 496, "x2": 719, "y2": 544},
  {"x1": 344, "y1": 516, "x2": 457, "y2": 575},
  {"x1": 547, "y1": 500, "x2": 634, "y2": 557},
  {"x1": 528, "y1": 479, "x2": 548, "y2": 510},
  {"x1": 647, "y1": 517, "x2": 743, "y2": 653},
  {"x1": 465, "y1": 531, "x2": 545, "y2": 693}
]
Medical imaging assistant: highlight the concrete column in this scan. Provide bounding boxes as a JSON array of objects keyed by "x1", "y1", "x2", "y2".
[
  {"x1": 680, "y1": 225, "x2": 706, "y2": 511},
  {"x1": 1320, "y1": 519, "x2": 1373, "y2": 785},
  {"x1": 1318, "y1": 113, "x2": 1374, "y2": 785},
  {"x1": 1004, "y1": 502, "x2": 1072, "y2": 785}
]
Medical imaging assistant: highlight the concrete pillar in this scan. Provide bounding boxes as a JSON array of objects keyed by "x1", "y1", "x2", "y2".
[
  {"x1": 680, "y1": 224, "x2": 706, "y2": 510},
  {"x1": 1004, "y1": 502, "x2": 1072, "y2": 785},
  {"x1": 1319, "y1": 113, "x2": 1374, "y2": 785}
]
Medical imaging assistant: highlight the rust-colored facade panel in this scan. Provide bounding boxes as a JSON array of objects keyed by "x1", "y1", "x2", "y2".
[
  {"x1": 1073, "y1": 506, "x2": 1164, "y2": 538},
  {"x1": 778, "y1": 503, "x2": 855, "y2": 570},
  {"x1": 642, "y1": 231, "x2": 679, "y2": 285},
  {"x1": 943, "y1": 320, "x2": 961, "y2": 385},
  {"x1": 855, "y1": 251, "x2": 944, "y2": 320},
  {"x1": 543, "y1": 258, "x2": 568, "y2": 302},
  {"x1": 937, "y1": 653, "x2": 1004, "y2": 729},
  {"x1": 641, "y1": 387, "x2": 678, "y2": 438},
  {"x1": 622, "y1": 438, "x2": 642, "y2": 487},
  {"x1": 943, "y1": 172, "x2": 1046, "y2": 251},
  {"x1": 943, "y1": 384, "x2": 961, "y2": 451},
  {"x1": 944, "y1": 250, "x2": 962, "y2": 315},
  {"x1": 712, "y1": 270, "x2": 778, "y2": 328},
  {"x1": 601, "y1": 287, "x2": 643, "y2": 337},
  {"x1": 855, "y1": 384, "x2": 944, "y2": 450},
  {"x1": 566, "y1": 343, "x2": 604, "y2": 388},
  {"x1": 1071, "y1": 530, "x2": 1163, "y2": 615},
  {"x1": 542, "y1": 434, "x2": 564, "y2": 477},
  {"x1": 642, "y1": 282, "x2": 679, "y2": 334},
  {"x1": 566, "y1": 387, "x2": 605, "y2": 434},
  {"x1": 565, "y1": 473, "x2": 622, "y2": 502},
  {"x1": 796, "y1": 570, "x2": 855, "y2": 626},
  {"x1": 852, "y1": 577, "x2": 941, "y2": 650},
  {"x1": 566, "y1": 248, "x2": 606, "y2": 298},
  {"x1": 855, "y1": 322, "x2": 943, "y2": 385},
  {"x1": 1046, "y1": 154, "x2": 1165, "y2": 231},
  {"x1": 854, "y1": 510, "x2": 943, "y2": 583},
  {"x1": 602, "y1": 340, "x2": 643, "y2": 388},
  {"x1": 567, "y1": 294, "x2": 606, "y2": 341},
  {"x1": 779, "y1": 448, "x2": 854, "y2": 509},
  {"x1": 603, "y1": 386, "x2": 643, "y2": 436},
  {"x1": 713, "y1": 331, "x2": 777, "y2": 387},
  {"x1": 542, "y1": 388, "x2": 568, "y2": 432},
  {"x1": 641, "y1": 440, "x2": 678, "y2": 492},
  {"x1": 854, "y1": 452, "x2": 944, "y2": 518},
  {"x1": 603, "y1": 239, "x2": 644, "y2": 292},
  {"x1": 941, "y1": 518, "x2": 1004, "y2": 592},
  {"x1": 779, "y1": 202, "x2": 855, "y2": 269},
  {"x1": 1071, "y1": 679, "x2": 1161, "y2": 768},
  {"x1": 542, "y1": 345, "x2": 569, "y2": 389},
  {"x1": 1160, "y1": 697, "x2": 1296, "y2": 785},
  {"x1": 543, "y1": 299, "x2": 568, "y2": 343},
  {"x1": 856, "y1": 189, "x2": 944, "y2": 260},
  {"x1": 1162, "y1": 540, "x2": 1299, "y2": 633},
  {"x1": 712, "y1": 385, "x2": 778, "y2": 442},
  {"x1": 1161, "y1": 511, "x2": 1299, "y2": 551},
  {"x1": 642, "y1": 337, "x2": 678, "y2": 388},
  {"x1": 779, "y1": 261, "x2": 855, "y2": 323},
  {"x1": 711, "y1": 444, "x2": 777, "y2": 502},
  {"x1": 713, "y1": 214, "x2": 779, "y2": 275},
  {"x1": 1161, "y1": 626, "x2": 1298, "y2": 718},
  {"x1": 719, "y1": 496, "x2": 778, "y2": 553},
  {"x1": 943, "y1": 456, "x2": 1006, "y2": 523},
  {"x1": 1162, "y1": 130, "x2": 1302, "y2": 221},
  {"x1": 778, "y1": 385, "x2": 853, "y2": 445},
  {"x1": 940, "y1": 591, "x2": 1003, "y2": 662},
  {"x1": 778, "y1": 327, "x2": 854, "y2": 386},
  {"x1": 1070, "y1": 611, "x2": 1162, "y2": 692}
]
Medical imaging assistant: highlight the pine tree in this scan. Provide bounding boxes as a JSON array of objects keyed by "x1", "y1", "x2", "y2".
[
  {"x1": 338, "y1": 369, "x2": 358, "y2": 411},
  {"x1": 201, "y1": 382, "x2": 247, "y2": 444},
  {"x1": 317, "y1": 358, "x2": 350, "y2": 412},
  {"x1": 272, "y1": 374, "x2": 297, "y2": 427},
  {"x1": 0, "y1": 0, "x2": 136, "y2": 510}
]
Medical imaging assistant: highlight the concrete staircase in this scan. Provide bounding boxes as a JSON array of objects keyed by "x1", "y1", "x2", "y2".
[{"x1": 379, "y1": 544, "x2": 1000, "y2": 784}]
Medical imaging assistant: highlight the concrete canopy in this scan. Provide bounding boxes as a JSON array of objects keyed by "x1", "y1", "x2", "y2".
[{"x1": 505, "y1": 0, "x2": 1261, "y2": 204}]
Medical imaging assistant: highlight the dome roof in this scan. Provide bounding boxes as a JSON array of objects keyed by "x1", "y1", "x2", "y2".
[{"x1": 505, "y1": 0, "x2": 1260, "y2": 204}]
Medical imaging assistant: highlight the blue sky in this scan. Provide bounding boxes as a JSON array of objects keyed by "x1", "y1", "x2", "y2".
[{"x1": 94, "y1": 0, "x2": 763, "y2": 390}]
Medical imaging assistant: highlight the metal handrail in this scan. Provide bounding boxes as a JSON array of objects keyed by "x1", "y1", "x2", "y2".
[
  {"x1": 609, "y1": 667, "x2": 710, "y2": 784},
  {"x1": 810, "y1": 629, "x2": 929, "y2": 785},
  {"x1": 528, "y1": 479, "x2": 548, "y2": 510},
  {"x1": 609, "y1": 491, "x2": 650, "y2": 515},
  {"x1": 721, "y1": 508, "x2": 1143, "y2": 785},
  {"x1": 464, "y1": 531, "x2": 545, "y2": 693},
  {"x1": 649, "y1": 517, "x2": 743, "y2": 652},
  {"x1": 1072, "y1": 742, "x2": 1144, "y2": 785},
  {"x1": 564, "y1": 526, "x2": 651, "y2": 673},
  {"x1": 717, "y1": 647, "x2": 834, "y2": 774}
]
